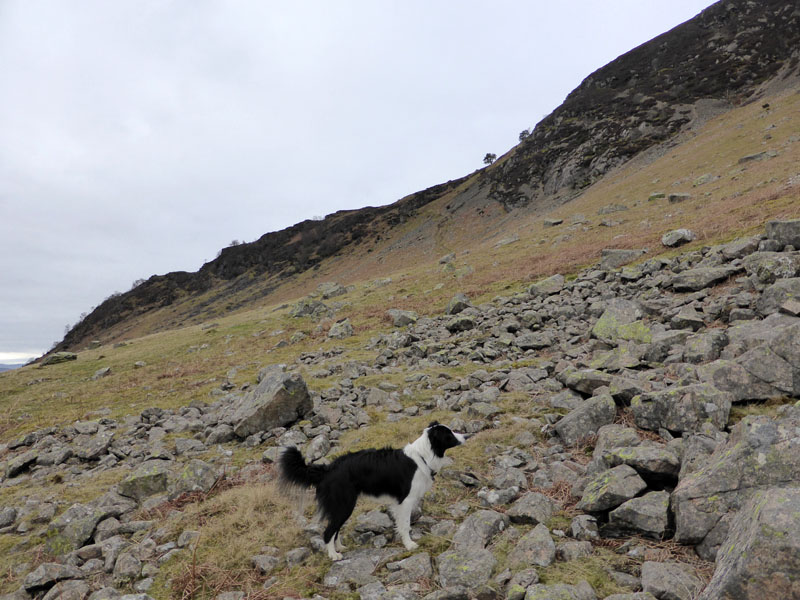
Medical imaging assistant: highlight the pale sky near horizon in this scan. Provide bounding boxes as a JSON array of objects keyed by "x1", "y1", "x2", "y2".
[{"x1": 0, "y1": 0, "x2": 717, "y2": 363}]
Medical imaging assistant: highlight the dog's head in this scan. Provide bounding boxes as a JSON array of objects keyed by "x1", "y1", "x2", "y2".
[{"x1": 426, "y1": 421, "x2": 468, "y2": 458}]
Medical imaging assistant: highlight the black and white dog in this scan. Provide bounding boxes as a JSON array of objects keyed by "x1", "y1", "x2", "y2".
[{"x1": 278, "y1": 421, "x2": 467, "y2": 560}]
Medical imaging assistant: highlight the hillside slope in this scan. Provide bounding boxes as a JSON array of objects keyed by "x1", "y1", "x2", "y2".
[{"x1": 54, "y1": 0, "x2": 800, "y2": 353}]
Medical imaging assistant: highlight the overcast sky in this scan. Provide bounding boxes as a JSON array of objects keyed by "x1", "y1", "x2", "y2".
[{"x1": 0, "y1": 1, "x2": 717, "y2": 363}]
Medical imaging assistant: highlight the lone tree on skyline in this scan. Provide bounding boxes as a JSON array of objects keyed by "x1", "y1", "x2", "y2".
[{"x1": 483, "y1": 153, "x2": 497, "y2": 165}]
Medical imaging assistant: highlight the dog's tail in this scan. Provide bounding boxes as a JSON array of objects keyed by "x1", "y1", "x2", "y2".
[{"x1": 278, "y1": 446, "x2": 327, "y2": 490}]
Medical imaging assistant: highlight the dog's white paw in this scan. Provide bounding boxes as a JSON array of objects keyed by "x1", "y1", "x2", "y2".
[
  {"x1": 328, "y1": 549, "x2": 344, "y2": 561},
  {"x1": 403, "y1": 540, "x2": 419, "y2": 551}
]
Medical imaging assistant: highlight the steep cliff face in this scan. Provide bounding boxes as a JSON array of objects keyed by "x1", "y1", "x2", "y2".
[
  {"x1": 54, "y1": 0, "x2": 800, "y2": 352},
  {"x1": 486, "y1": 0, "x2": 800, "y2": 210}
]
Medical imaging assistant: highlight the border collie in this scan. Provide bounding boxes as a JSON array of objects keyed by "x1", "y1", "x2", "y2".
[{"x1": 278, "y1": 421, "x2": 467, "y2": 560}]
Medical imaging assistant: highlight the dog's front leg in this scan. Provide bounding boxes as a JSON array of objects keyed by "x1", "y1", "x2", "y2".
[
  {"x1": 334, "y1": 533, "x2": 347, "y2": 552},
  {"x1": 391, "y1": 501, "x2": 418, "y2": 551}
]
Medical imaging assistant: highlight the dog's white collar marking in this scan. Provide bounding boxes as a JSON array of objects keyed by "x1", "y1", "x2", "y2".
[{"x1": 404, "y1": 429, "x2": 445, "y2": 481}]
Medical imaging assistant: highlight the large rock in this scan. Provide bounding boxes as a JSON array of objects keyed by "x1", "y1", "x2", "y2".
[
  {"x1": 670, "y1": 265, "x2": 742, "y2": 292},
  {"x1": 743, "y1": 251, "x2": 800, "y2": 284},
  {"x1": 766, "y1": 219, "x2": 800, "y2": 248},
  {"x1": 507, "y1": 492, "x2": 558, "y2": 525},
  {"x1": 672, "y1": 410, "x2": 800, "y2": 557},
  {"x1": 529, "y1": 274, "x2": 565, "y2": 297},
  {"x1": 446, "y1": 293, "x2": 471, "y2": 315},
  {"x1": 39, "y1": 352, "x2": 78, "y2": 367},
  {"x1": 577, "y1": 465, "x2": 647, "y2": 512},
  {"x1": 451, "y1": 510, "x2": 507, "y2": 550},
  {"x1": 23, "y1": 563, "x2": 83, "y2": 592},
  {"x1": 169, "y1": 459, "x2": 218, "y2": 498},
  {"x1": 555, "y1": 394, "x2": 616, "y2": 446},
  {"x1": 72, "y1": 431, "x2": 114, "y2": 460},
  {"x1": 661, "y1": 229, "x2": 696, "y2": 248},
  {"x1": 698, "y1": 486, "x2": 800, "y2": 600},
  {"x1": 630, "y1": 384, "x2": 732, "y2": 433},
  {"x1": 386, "y1": 309, "x2": 418, "y2": 327},
  {"x1": 524, "y1": 581, "x2": 596, "y2": 600},
  {"x1": 601, "y1": 249, "x2": 646, "y2": 270},
  {"x1": 599, "y1": 444, "x2": 680, "y2": 479},
  {"x1": 327, "y1": 318, "x2": 354, "y2": 339},
  {"x1": 119, "y1": 460, "x2": 170, "y2": 501},
  {"x1": 47, "y1": 503, "x2": 119, "y2": 554},
  {"x1": 697, "y1": 360, "x2": 783, "y2": 402},
  {"x1": 756, "y1": 278, "x2": 800, "y2": 316},
  {"x1": 641, "y1": 562, "x2": 703, "y2": 600},
  {"x1": 511, "y1": 523, "x2": 555, "y2": 567},
  {"x1": 592, "y1": 299, "x2": 650, "y2": 345},
  {"x1": 436, "y1": 548, "x2": 496, "y2": 589},
  {"x1": 230, "y1": 367, "x2": 311, "y2": 439},
  {"x1": 608, "y1": 491, "x2": 670, "y2": 538}
]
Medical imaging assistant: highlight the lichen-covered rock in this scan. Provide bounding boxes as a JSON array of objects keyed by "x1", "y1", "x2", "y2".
[
  {"x1": 601, "y1": 249, "x2": 646, "y2": 270},
  {"x1": 387, "y1": 309, "x2": 418, "y2": 327},
  {"x1": 41, "y1": 579, "x2": 91, "y2": 600},
  {"x1": 670, "y1": 265, "x2": 742, "y2": 292},
  {"x1": 385, "y1": 552, "x2": 433, "y2": 585},
  {"x1": 230, "y1": 366, "x2": 311, "y2": 439},
  {"x1": 631, "y1": 384, "x2": 732, "y2": 433},
  {"x1": 661, "y1": 229, "x2": 696, "y2": 248},
  {"x1": 47, "y1": 502, "x2": 119, "y2": 555},
  {"x1": 599, "y1": 444, "x2": 680, "y2": 479},
  {"x1": 446, "y1": 293, "x2": 471, "y2": 315},
  {"x1": 608, "y1": 491, "x2": 670, "y2": 538},
  {"x1": 558, "y1": 367, "x2": 613, "y2": 395},
  {"x1": 39, "y1": 352, "x2": 77, "y2": 367},
  {"x1": 555, "y1": 394, "x2": 617, "y2": 446},
  {"x1": 641, "y1": 561, "x2": 703, "y2": 600},
  {"x1": 591, "y1": 299, "x2": 651, "y2": 345},
  {"x1": 451, "y1": 510, "x2": 508, "y2": 550},
  {"x1": 507, "y1": 492, "x2": 558, "y2": 525},
  {"x1": 445, "y1": 315, "x2": 475, "y2": 333},
  {"x1": 327, "y1": 318, "x2": 354, "y2": 339},
  {"x1": 23, "y1": 563, "x2": 83, "y2": 592},
  {"x1": 524, "y1": 581, "x2": 596, "y2": 600},
  {"x1": 322, "y1": 548, "x2": 389, "y2": 588},
  {"x1": 672, "y1": 411, "x2": 800, "y2": 556},
  {"x1": 577, "y1": 465, "x2": 647, "y2": 512},
  {"x1": 5, "y1": 450, "x2": 38, "y2": 478},
  {"x1": 119, "y1": 461, "x2": 170, "y2": 501},
  {"x1": 756, "y1": 277, "x2": 800, "y2": 316},
  {"x1": 698, "y1": 486, "x2": 800, "y2": 600},
  {"x1": 72, "y1": 431, "x2": 114, "y2": 461},
  {"x1": 529, "y1": 274, "x2": 565, "y2": 297},
  {"x1": 743, "y1": 251, "x2": 800, "y2": 284},
  {"x1": 436, "y1": 548, "x2": 496, "y2": 589},
  {"x1": 766, "y1": 219, "x2": 800, "y2": 248},
  {"x1": 696, "y1": 360, "x2": 782, "y2": 402},
  {"x1": 169, "y1": 459, "x2": 218, "y2": 499},
  {"x1": 511, "y1": 523, "x2": 555, "y2": 567}
]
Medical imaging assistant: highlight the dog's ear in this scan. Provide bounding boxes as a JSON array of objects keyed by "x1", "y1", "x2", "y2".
[{"x1": 428, "y1": 421, "x2": 440, "y2": 428}]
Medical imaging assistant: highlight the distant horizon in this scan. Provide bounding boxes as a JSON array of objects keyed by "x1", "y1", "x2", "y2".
[{"x1": 0, "y1": 352, "x2": 41, "y2": 365}]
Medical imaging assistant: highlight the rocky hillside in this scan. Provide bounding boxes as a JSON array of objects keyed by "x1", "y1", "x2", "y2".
[
  {"x1": 3, "y1": 219, "x2": 800, "y2": 599},
  {"x1": 53, "y1": 0, "x2": 800, "y2": 354}
]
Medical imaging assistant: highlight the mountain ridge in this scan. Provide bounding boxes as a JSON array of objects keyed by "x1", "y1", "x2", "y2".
[{"x1": 52, "y1": 0, "x2": 800, "y2": 354}]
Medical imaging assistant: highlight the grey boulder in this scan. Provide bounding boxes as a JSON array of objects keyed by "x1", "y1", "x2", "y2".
[{"x1": 230, "y1": 366, "x2": 312, "y2": 439}]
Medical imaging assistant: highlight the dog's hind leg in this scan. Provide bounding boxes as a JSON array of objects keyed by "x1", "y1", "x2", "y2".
[
  {"x1": 321, "y1": 491, "x2": 357, "y2": 561},
  {"x1": 390, "y1": 500, "x2": 418, "y2": 551},
  {"x1": 334, "y1": 533, "x2": 347, "y2": 552}
]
